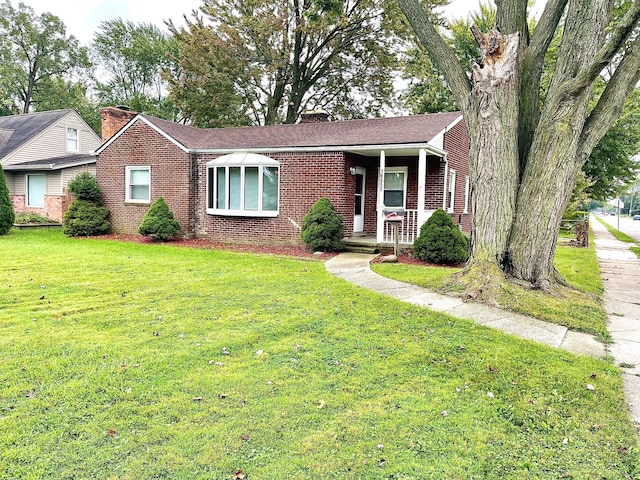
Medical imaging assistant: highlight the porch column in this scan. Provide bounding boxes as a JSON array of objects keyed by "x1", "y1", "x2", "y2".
[
  {"x1": 442, "y1": 156, "x2": 449, "y2": 210},
  {"x1": 417, "y1": 149, "x2": 427, "y2": 227},
  {"x1": 376, "y1": 150, "x2": 386, "y2": 243}
]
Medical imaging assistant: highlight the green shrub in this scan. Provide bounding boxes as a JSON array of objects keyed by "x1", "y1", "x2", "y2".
[
  {"x1": 413, "y1": 208, "x2": 469, "y2": 264},
  {"x1": 0, "y1": 166, "x2": 15, "y2": 234},
  {"x1": 301, "y1": 197, "x2": 344, "y2": 252},
  {"x1": 67, "y1": 171, "x2": 102, "y2": 202},
  {"x1": 138, "y1": 197, "x2": 180, "y2": 241},
  {"x1": 14, "y1": 212, "x2": 56, "y2": 224},
  {"x1": 63, "y1": 199, "x2": 110, "y2": 236}
]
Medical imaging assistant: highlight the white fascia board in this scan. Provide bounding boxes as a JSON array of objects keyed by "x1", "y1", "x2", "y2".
[
  {"x1": 3, "y1": 158, "x2": 96, "y2": 171},
  {"x1": 190, "y1": 143, "x2": 446, "y2": 157},
  {"x1": 94, "y1": 115, "x2": 190, "y2": 155},
  {"x1": 427, "y1": 114, "x2": 464, "y2": 150}
]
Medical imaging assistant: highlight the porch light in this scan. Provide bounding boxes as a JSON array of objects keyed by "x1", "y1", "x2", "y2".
[{"x1": 349, "y1": 167, "x2": 357, "y2": 175}]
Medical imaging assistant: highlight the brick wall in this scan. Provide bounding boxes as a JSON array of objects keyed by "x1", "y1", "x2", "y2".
[
  {"x1": 195, "y1": 151, "x2": 349, "y2": 245},
  {"x1": 96, "y1": 120, "x2": 193, "y2": 236},
  {"x1": 443, "y1": 119, "x2": 471, "y2": 232},
  {"x1": 10, "y1": 194, "x2": 67, "y2": 222}
]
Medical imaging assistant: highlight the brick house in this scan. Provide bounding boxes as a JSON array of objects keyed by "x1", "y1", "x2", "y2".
[
  {"x1": 95, "y1": 107, "x2": 471, "y2": 247},
  {"x1": 0, "y1": 110, "x2": 101, "y2": 222}
]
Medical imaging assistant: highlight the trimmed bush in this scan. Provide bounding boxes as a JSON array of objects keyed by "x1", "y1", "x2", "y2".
[
  {"x1": 301, "y1": 197, "x2": 344, "y2": 252},
  {"x1": 138, "y1": 197, "x2": 180, "y2": 241},
  {"x1": 63, "y1": 199, "x2": 110, "y2": 237},
  {"x1": 414, "y1": 208, "x2": 469, "y2": 264},
  {"x1": 0, "y1": 166, "x2": 14, "y2": 234},
  {"x1": 67, "y1": 171, "x2": 102, "y2": 202}
]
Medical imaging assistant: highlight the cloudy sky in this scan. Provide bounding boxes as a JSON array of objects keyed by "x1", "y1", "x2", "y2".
[{"x1": 22, "y1": 0, "x2": 488, "y2": 45}]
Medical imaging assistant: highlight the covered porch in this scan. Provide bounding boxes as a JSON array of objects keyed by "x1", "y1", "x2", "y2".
[{"x1": 345, "y1": 144, "x2": 451, "y2": 247}]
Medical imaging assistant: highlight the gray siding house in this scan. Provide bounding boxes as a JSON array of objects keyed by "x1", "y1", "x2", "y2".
[{"x1": 0, "y1": 109, "x2": 101, "y2": 222}]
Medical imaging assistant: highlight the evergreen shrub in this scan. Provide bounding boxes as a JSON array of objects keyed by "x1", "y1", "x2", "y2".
[
  {"x1": 67, "y1": 171, "x2": 102, "y2": 202},
  {"x1": 63, "y1": 199, "x2": 110, "y2": 236},
  {"x1": 63, "y1": 172, "x2": 111, "y2": 236},
  {"x1": 413, "y1": 208, "x2": 469, "y2": 264},
  {"x1": 138, "y1": 197, "x2": 180, "y2": 241},
  {"x1": 0, "y1": 166, "x2": 15, "y2": 234},
  {"x1": 301, "y1": 197, "x2": 344, "y2": 252}
]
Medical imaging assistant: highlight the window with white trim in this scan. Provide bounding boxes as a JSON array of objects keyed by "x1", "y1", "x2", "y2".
[
  {"x1": 126, "y1": 166, "x2": 150, "y2": 203},
  {"x1": 447, "y1": 169, "x2": 456, "y2": 212},
  {"x1": 66, "y1": 127, "x2": 79, "y2": 152},
  {"x1": 382, "y1": 167, "x2": 407, "y2": 209},
  {"x1": 463, "y1": 175, "x2": 470, "y2": 214},
  {"x1": 206, "y1": 153, "x2": 279, "y2": 216},
  {"x1": 26, "y1": 174, "x2": 46, "y2": 207}
]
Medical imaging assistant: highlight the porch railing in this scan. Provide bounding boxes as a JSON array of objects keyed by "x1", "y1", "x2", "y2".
[{"x1": 383, "y1": 209, "x2": 419, "y2": 244}]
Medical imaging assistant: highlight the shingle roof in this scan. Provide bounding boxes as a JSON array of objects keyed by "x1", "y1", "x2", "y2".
[
  {"x1": 3, "y1": 153, "x2": 95, "y2": 170},
  {"x1": 140, "y1": 111, "x2": 463, "y2": 151},
  {"x1": 0, "y1": 109, "x2": 72, "y2": 159}
]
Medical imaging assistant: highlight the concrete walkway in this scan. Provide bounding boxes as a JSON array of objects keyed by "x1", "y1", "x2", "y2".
[{"x1": 325, "y1": 220, "x2": 640, "y2": 434}]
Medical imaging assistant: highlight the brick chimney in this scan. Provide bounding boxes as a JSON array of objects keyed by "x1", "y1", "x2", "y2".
[
  {"x1": 299, "y1": 111, "x2": 330, "y2": 124},
  {"x1": 100, "y1": 106, "x2": 138, "y2": 141}
]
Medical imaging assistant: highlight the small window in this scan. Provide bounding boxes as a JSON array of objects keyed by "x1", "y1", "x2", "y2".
[
  {"x1": 126, "y1": 166, "x2": 150, "y2": 203},
  {"x1": 383, "y1": 168, "x2": 407, "y2": 209},
  {"x1": 26, "y1": 174, "x2": 46, "y2": 207},
  {"x1": 463, "y1": 175, "x2": 470, "y2": 214},
  {"x1": 67, "y1": 128, "x2": 79, "y2": 152},
  {"x1": 206, "y1": 153, "x2": 279, "y2": 217},
  {"x1": 447, "y1": 169, "x2": 456, "y2": 212}
]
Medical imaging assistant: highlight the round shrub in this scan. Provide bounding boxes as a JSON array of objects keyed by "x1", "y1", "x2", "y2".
[
  {"x1": 67, "y1": 171, "x2": 102, "y2": 202},
  {"x1": 413, "y1": 208, "x2": 469, "y2": 264},
  {"x1": 138, "y1": 197, "x2": 180, "y2": 241},
  {"x1": 63, "y1": 199, "x2": 110, "y2": 236},
  {"x1": 0, "y1": 166, "x2": 15, "y2": 234},
  {"x1": 301, "y1": 197, "x2": 344, "y2": 252}
]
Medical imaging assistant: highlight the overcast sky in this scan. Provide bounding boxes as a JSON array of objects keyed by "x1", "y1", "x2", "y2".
[{"x1": 22, "y1": 0, "x2": 499, "y2": 45}]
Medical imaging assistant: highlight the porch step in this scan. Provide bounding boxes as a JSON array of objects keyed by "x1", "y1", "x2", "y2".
[{"x1": 341, "y1": 240, "x2": 383, "y2": 254}]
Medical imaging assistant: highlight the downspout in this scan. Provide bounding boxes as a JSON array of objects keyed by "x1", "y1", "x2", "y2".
[
  {"x1": 417, "y1": 149, "x2": 427, "y2": 228},
  {"x1": 442, "y1": 154, "x2": 449, "y2": 211}
]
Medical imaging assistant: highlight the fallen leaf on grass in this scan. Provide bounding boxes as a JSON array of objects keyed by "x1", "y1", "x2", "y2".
[
  {"x1": 218, "y1": 393, "x2": 227, "y2": 399},
  {"x1": 586, "y1": 384, "x2": 595, "y2": 391},
  {"x1": 25, "y1": 390, "x2": 36, "y2": 398},
  {"x1": 441, "y1": 410, "x2": 448, "y2": 417},
  {"x1": 192, "y1": 396, "x2": 204, "y2": 402},
  {"x1": 232, "y1": 469, "x2": 246, "y2": 479},
  {"x1": 317, "y1": 399, "x2": 326, "y2": 409},
  {"x1": 241, "y1": 434, "x2": 251, "y2": 442},
  {"x1": 107, "y1": 429, "x2": 118, "y2": 437},
  {"x1": 487, "y1": 392, "x2": 495, "y2": 399},
  {"x1": 618, "y1": 446, "x2": 629, "y2": 454}
]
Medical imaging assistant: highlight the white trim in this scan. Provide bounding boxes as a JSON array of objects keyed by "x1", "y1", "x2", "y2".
[
  {"x1": 417, "y1": 149, "x2": 427, "y2": 227},
  {"x1": 206, "y1": 152, "x2": 279, "y2": 167},
  {"x1": 376, "y1": 150, "x2": 386, "y2": 242},
  {"x1": 382, "y1": 166, "x2": 408, "y2": 210},
  {"x1": 125, "y1": 165, "x2": 151, "y2": 203},
  {"x1": 66, "y1": 127, "x2": 79, "y2": 152},
  {"x1": 447, "y1": 169, "x2": 456, "y2": 213},
  {"x1": 463, "y1": 175, "x2": 470, "y2": 214},
  {"x1": 353, "y1": 166, "x2": 366, "y2": 233}
]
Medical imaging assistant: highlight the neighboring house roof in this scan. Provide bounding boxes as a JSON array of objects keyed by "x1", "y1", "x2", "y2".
[
  {"x1": 97, "y1": 111, "x2": 464, "y2": 155},
  {"x1": 2, "y1": 153, "x2": 95, "y2": 171},
  {"x1": 0, "y1": 109, "x2": 71, "y2": 160}
]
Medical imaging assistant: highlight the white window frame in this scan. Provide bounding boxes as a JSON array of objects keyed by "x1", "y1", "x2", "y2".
[
  {"x1": 26, "y1": 173, "x2": 46, "y2": 207},
  {"x1": 382, "y1": 166, "x2": 408, "y2": 210},
  {"x1": 447, "y1": 169, "x2": 456, "y2": 213},
  {"x1": 125, "y1": 166, "x2": 151, "y2": 203},
  {"x1": 206, "y1": 153, "x2": 280, "y2": 217},
  {"x1": 66, "y1": 127, "x2": 79, "y2": 152},
  {"x1": 463, "y1": 175, "x2": 470, "y2": 214}
]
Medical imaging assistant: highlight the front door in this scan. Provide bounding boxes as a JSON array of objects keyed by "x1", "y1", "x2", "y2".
[{"x1": 353, "y1": 168, "x2": 365, "y2": 233}]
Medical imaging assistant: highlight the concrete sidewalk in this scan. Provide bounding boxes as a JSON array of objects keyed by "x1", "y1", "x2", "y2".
[
  {"x1": 325, "y1": 221, "x2": 640, "y2": 434},
  {"x1": 591, "y1": 218, "x2": 640, "y2": 434}
]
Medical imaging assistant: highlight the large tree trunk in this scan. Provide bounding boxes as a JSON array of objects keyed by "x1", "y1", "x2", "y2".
[{"x1": 397, "y1": 0, "x2": 640, "y2": 296}]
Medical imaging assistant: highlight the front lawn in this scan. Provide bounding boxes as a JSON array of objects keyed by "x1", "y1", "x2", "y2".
[
  {"x1": 0, "y1": 229, "x2": 638, "y2": 479},
  {"x1": 372, "y1": 238, "x2": 608, "y2": 338}
]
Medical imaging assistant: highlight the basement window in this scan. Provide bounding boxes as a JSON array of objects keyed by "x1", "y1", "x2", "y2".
[{"x1": 206, "y1": 153, "x2": 279, "y2": 217}]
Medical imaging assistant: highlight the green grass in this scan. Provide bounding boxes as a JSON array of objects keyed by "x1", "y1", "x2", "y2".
[
  {"x1": 1, "y1": 229, "x2": 638, "y2": 479},
  {"x1": 595, "y1": 216, "x2": 640, "y2": 259},
  {"x1": 373, "y1": 239, "x2": 607, "y2": 338}
]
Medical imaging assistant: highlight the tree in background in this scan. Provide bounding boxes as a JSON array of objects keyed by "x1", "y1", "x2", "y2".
[
  {"x1": 0, "y1": 165, "x2": 15, "y2": 235},
  {"x1": 398, "y1": 0, "x2": 640, "y2": 294},
  {"x1": 91, "y1": 18, "x2": 180, "y2": 121},
  {"x1": 0, "y1": 1, "x2": 90, "y2": 114},
  {"x1": 167, "y1": 0, "x2": 431, "y2": 127}
]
